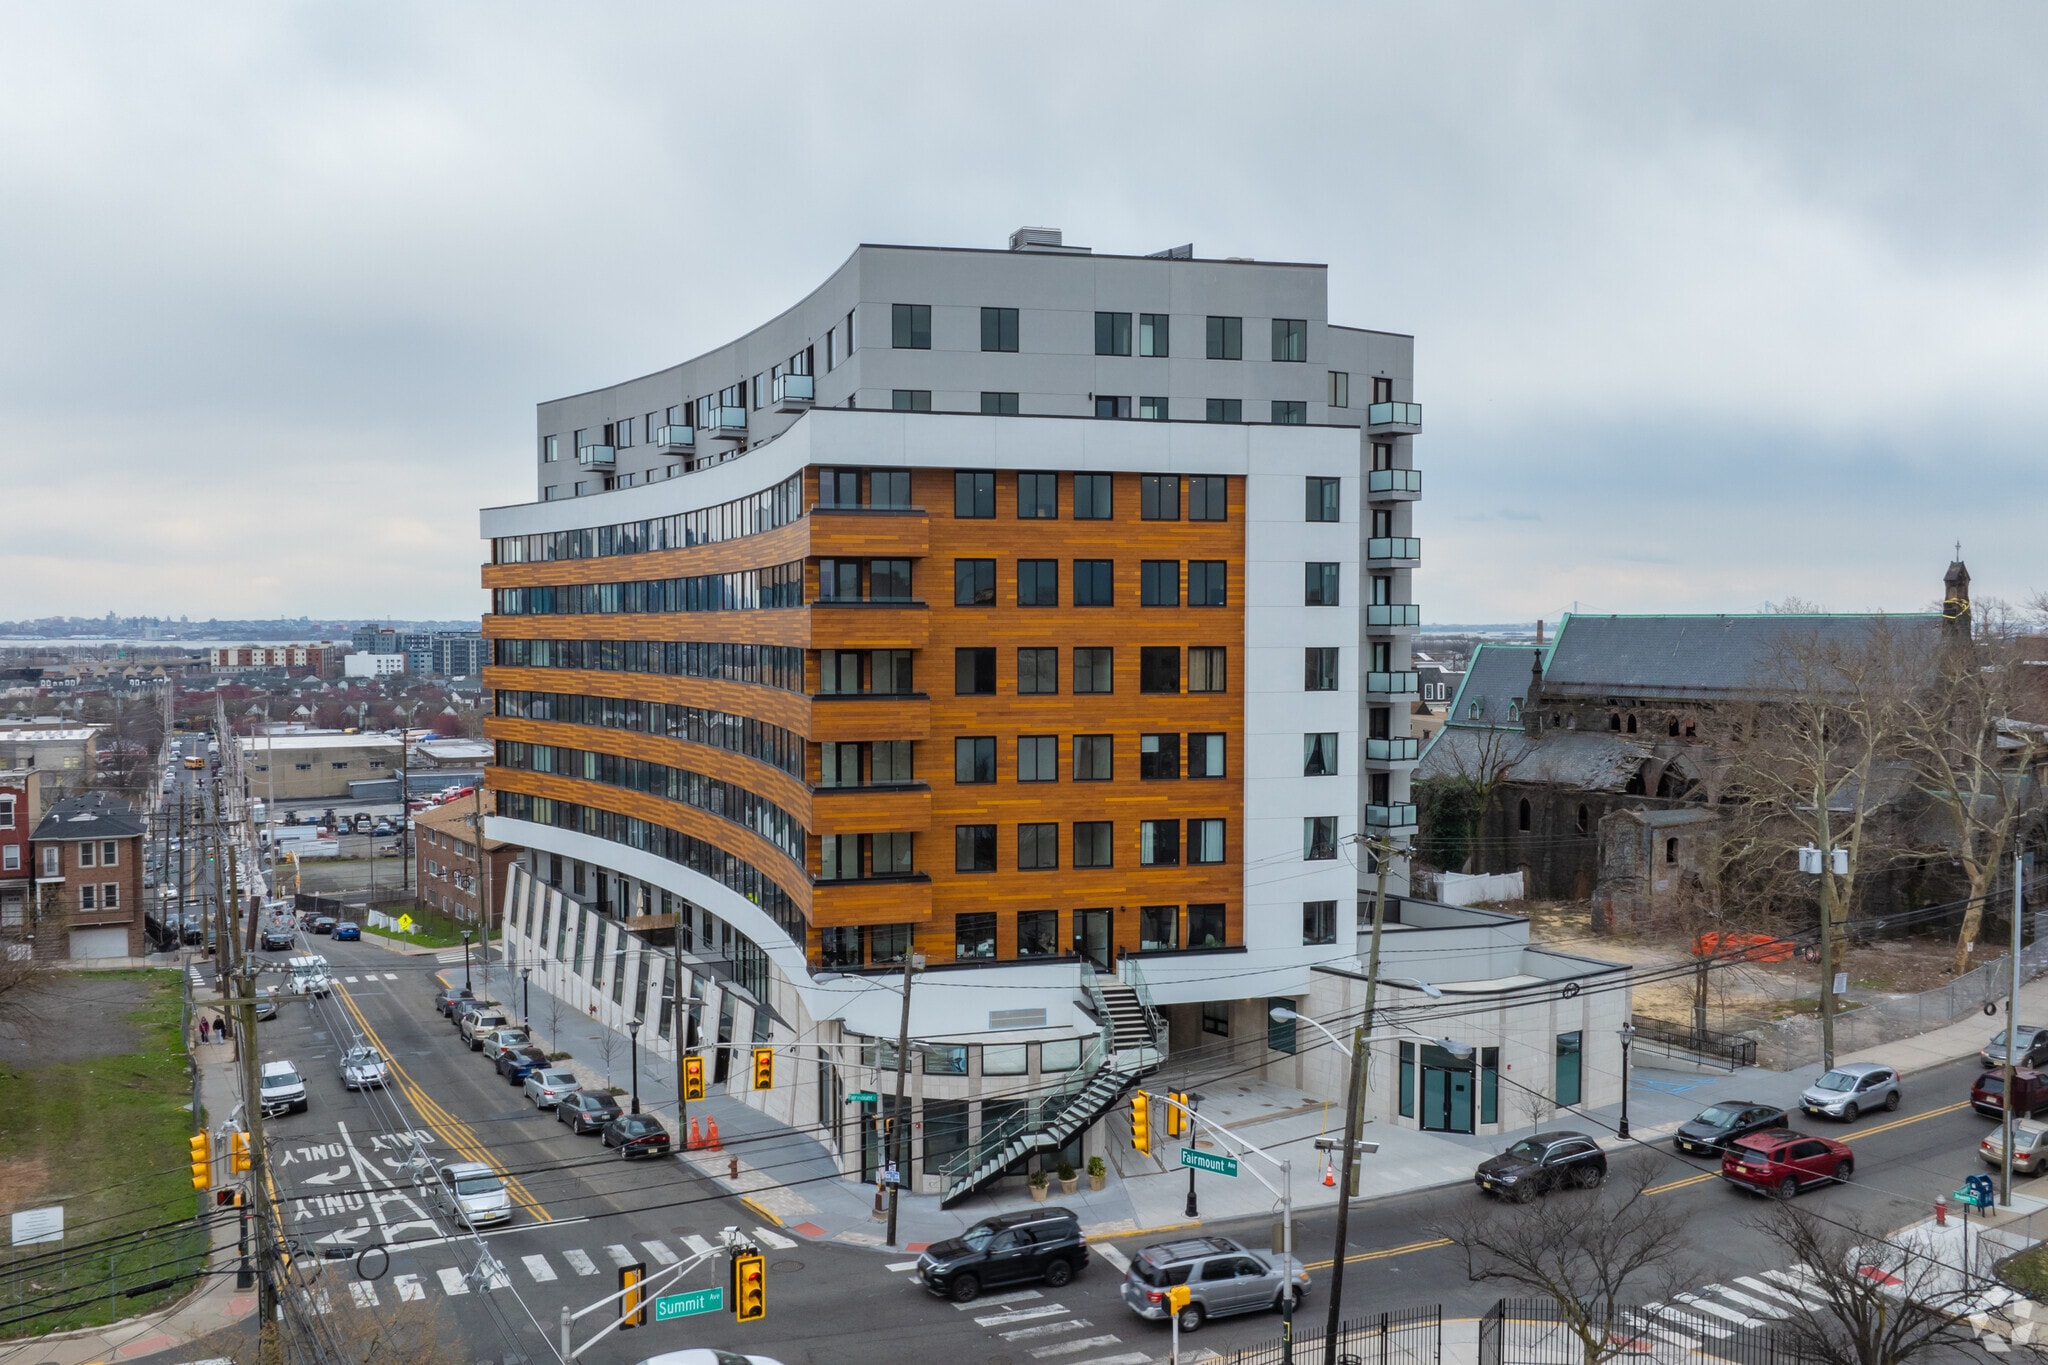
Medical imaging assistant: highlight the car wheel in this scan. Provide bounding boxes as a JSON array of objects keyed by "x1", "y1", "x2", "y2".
[
  {"x1": 1574, "y1": 1163, "x2": 1606, "y2": 1189},
  {"x1": 1512, "y1": 1181, "x2": 1537, "y2": 1204},
  {"x1": 1044, "y1": 1258, "x2": 1073, "y2": 1288},
  {"x1": 950, "y1": 1274, "x2": 980, "y2": 1304},
  {"x1": 1885, "y1": 1091, "x2": 1900, "y2": 1112},
  {"x1": 1835, "y1": 1159, "x2": 1853, "y2": 1183},
  {"x1": 1177, "y1": 1303, "x2": 1205, "y2": 1333},
  {"x1": 1842, "y1": 1102, "x2": 1859, "y2": 1122},
  {"x1": 1776, "y1": 1176, "x2": 1799, "y2": 1200},
  {"x1": 1276, "y1": 1285, "x2": 1303, "y2": 1312}
]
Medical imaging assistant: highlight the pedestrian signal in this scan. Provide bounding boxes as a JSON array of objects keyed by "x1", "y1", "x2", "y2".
[
  {"x1": 189, "y1": 1132, "x2": 212, "y2": 1190},
  {"x1": 752, "y1": 1047, "x2": 774, "y2": 1092},
  {"x1": 683, "y1": 1053, "x2": 706, "y2": 1101},
  {"x1": 733, "y1": 1250, "x2": 765, "y2": 1322}
]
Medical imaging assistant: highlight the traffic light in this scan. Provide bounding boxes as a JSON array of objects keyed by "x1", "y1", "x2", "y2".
[
  {"x1": 683, "y1": 1054, "x2": 706, "y2": 1101},
  {"x1": 1166, "y1": 1091, "x2": 1186, "y2": 1139},
  {"x1": 1130, "y1": 1091, "x2": 1151, "y2": 1156},
  {"x1": 230, "y1": 1131, "x2": 252, "y2": 1173},
  {"x1": 189, "y1": 1132, "x2": 212, "y2": 1190},
  {"x1": 732, "y1": 1250, "x2": 765, "y2": 1323},
  {"x1": 752, "y1": 1047, "x2": 774, "y2": 1092},
  {"x1": 619, "y1": 1261, "x2": 647, "y2": 1329}
]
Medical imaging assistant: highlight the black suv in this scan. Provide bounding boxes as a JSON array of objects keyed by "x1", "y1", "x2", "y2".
[
  {"x1": 1673, "y1": 1102, "x2": 1791, "y2": 1157},
  {"x1": 1474, "y1": 1130, "x2": 1608, "y2": 1201},
  {"x1": 260, "y1": 926, "x2": 295, "y2": 952},
  {"x1": 916, "y1": 1206, "x2": 1089, "y2": 1303}
]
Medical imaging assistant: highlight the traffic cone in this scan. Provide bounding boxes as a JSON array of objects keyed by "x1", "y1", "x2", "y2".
[
  {"x1": 688, "y1": 1117, "x2": 703, "y2": 1150},
  {"x1": 1322, "y1": 1160, "x2": 1337, "y2": 1188},
  {"x1": 705, "y1": 1117, "x2": 723, "y2": 1151}
]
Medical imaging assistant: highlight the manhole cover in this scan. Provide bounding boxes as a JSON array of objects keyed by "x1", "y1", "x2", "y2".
[{"x1": 772, "y1": 1259, "x2": 803, "y2": 1273}]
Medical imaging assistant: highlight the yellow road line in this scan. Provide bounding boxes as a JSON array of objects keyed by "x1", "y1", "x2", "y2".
[
  {"x1": 332, "y1": 981, "x2": 552, "y2": 1221},
  {"x1": 1304, "y1": 1235, "x2": 1453, "y2": 1271},
  {"x1": 1644, "y1": 1100, "x2": 1975, "y2": 1195}
]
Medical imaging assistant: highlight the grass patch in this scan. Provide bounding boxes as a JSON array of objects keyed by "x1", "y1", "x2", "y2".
[
  {"x1": 2001, "y1": 1244, "x2": 2048, "y2": 1301},
  {"x1": 0, "y1": 970, "x2": 209, "y2": 1338},
  {"x1": 362, "y1": 902, "x2": 470, "y2": 950}
]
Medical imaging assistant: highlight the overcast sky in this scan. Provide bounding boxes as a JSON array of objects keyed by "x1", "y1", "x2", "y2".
[{"x1": 3, "y1": 3, "x2": 2042, "y2": 626}]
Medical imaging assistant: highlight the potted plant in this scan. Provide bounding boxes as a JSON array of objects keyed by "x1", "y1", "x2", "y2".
[
  {"x1": 1055, "y1": 1159, "x2": 1079, "y2": 1196},
  {"x1": 1028, "y1": 1169, "x2": 1049, "y2": 1202},
  {"x1": 1087, "y1": 1155, "x2": 1107, "y2": 1192}
]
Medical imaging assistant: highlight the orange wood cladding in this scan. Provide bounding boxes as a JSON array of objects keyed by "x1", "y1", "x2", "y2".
[
  {"x1": 807, "y1": 696, "x2": 933, "y2": 744},
  {"x1": 481, "y1": 715, "x2": 811, "y2": 819},
  {"x1": 481, "y1": 666, "x2": 813, "y2": 735},
  {"x1": 810, "y1": 877, "x2": 933, "y2": 928},
  {"x1": 810, "y1": 785, "x2": 933, "y2": 835},
  {"x1": 484, "y1": 606, "x2": 929, "y2": 651},
  {"x1": 481, "y1": 509, "x2": 929, "y2": 591}
]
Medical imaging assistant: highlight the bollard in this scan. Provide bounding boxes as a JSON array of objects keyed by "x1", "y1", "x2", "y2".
[{"x1": 1936, "y1": 1195, "x2": 1948, "y2": 1227}]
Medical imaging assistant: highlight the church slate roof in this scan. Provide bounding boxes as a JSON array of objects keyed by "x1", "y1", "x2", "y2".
[{"x1": 1539, "y1": 613, "x2": 1945, "y2": 701}]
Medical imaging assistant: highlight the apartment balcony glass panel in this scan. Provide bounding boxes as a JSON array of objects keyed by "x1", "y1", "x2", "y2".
[
  {"x1": 703, "y1": 406, "x2": 748, "y2": 440},
  {"x1": 772, "y1": 374, "x2": 815, "y2": 412},
  {"x1": 1366, "y1": 537, "x2": 1422, "y2": 563},
  {"x1": 1366, "y1": 401, "x2": 1423, "y2": 433},
  {"x1": 1365, "y1": 802, "x2": 1419, "y2": 831},
  {"x1": 1366, "y1": 604, "x2": 1421, "y2": 629},
  {"x1": 1366, "y1": 671, "x2": 1419, "y2": 695},
  {"x1": 654, "y1": 425, "x2": 696, "y2": 450},
  {"x1": 1365, "y1": 737, "x2": 1420, "y2": 763},
  {"x1": 1367, "y1": 468, "x2": 1422, "y2": 499},
  {"x1": 577, "y1": 444, "x2": 616, "y2": 468}
]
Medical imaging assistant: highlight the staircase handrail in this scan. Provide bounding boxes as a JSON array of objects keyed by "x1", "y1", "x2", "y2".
[
  {"x1": 1117, "y1": 957, "x2": 1163, "y2": 1048},
  {"x1": 933, "y1": 1031, "x2": 1113, "y2": 1189}
]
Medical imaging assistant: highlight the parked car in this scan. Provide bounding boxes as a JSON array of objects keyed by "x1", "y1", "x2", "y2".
[
  {"x1": 331, "y1": 921, "x2": 361, "y2": 942},
  {"x1": 1971, "y1": 1068, "x2": 2048, "y2": 1119},
  {"x1": 557, "y1": 1090, "x2": 624, "y2": 1134},
  {"x1": 430, "y1": 1160, "x2": 511, "y2": 1228},
  {"x1": 1983, "y1": 1026, "x2": 2048, "y2": 1071},
  {"x1": 253, "y1": 992, "x2": 278, "y2": 1022},
  {"x1": 495, "y1": 1045, "x2": 550, "y2": 1083},
  {"x1": 1673, "y1": 1102, "x2": 1792, "y2": 1157},
  {"x1": 1799, "y1": 1063, "x2": 1901, "y2": 1122},
  {"x1": 450, "y1": 998, "x2": 501, "y2": 1032},
  {"x1": 524, "y1": 1068, "x2": 581, "y2": 1109},
  {"x1": 310, "y1": 916, "x2": 337, "y2": 935},
  {"x1": 1981, "y1": 1122, "x2": 2048, "y2": 1176},
  {"x1": 1720, "y1": 1128, "x2": 1854, "y2": 1198},
  {"x1": 434, "y1": 985, "x2": 475, "y2": 1018},
  {"x1": 1473, "y1": 1131, "x2": 1608, "y2": 1200},
  {"x1": 260, "y1": 926, "x2": 295, "y2": 952},
  {"x1": 476, "y1": 1027, "x2": 531, "y2": 1060},
  {"x1": 625, "y1": 1354, "x2": 786, "y2": 1365},
  {"x1": 1120, "y1": 1234, "x2": 1308, "y2": 1332},
  {"x1": 918, "y1": 1207, "x2": 1091, "y2": 1304},
  {"x1": 259, "y1": 1060, "x2": 309, "y2": 1115},
  {"x1": 602, "y1": 1114, "x2": 674, "y2": 1159},
  {"x1": 461, "y1": 1010, "x2": 514, "y2": 1047},
  {"x1": 338, "y1": 1045, "x2": 389, "y2": 1090}
]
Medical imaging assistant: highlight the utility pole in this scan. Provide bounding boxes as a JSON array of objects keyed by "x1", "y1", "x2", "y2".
[
  {"x1": 1324, "y1": 833, "x2": 1400, "y2": 1365},
  {"x1": 884, "y1": 949, "x2": 919, "y2": 1247},
  {"x1": 2004, "y1": 847, "x2": 2023, "y2": 1206},
  {"x1": 671, "y1": 910, "x2": 689, "y2": 1143},
  {"x1": 230, "y1": 963, "x2": 280, "y2": 1360}
]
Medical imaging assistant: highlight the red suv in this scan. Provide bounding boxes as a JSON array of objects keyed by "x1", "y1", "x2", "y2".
[
  {"x1": 1971, "y1": 1068, "x2": 2048, "y2": 1119},
  {"x1": 1720, "y1": 1128, "x2": 1854, "y2": 1199}
]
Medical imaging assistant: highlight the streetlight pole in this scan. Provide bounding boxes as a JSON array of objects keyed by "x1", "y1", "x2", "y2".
[
  {"x1": 461, "y1": 929, "x2": 474, "y2": 993},
  {"x1": 884, "y1": 950, "x2": 921, "y2": 1248},
  {"x1": 629, "y1": 1017, "x2": 643, "y2": 1115},
  {"x1": 1617, "y1": 1020, "x2": 1636, "y2": 1140},
  {"x1": 1325, "y1": 833, "x2": 1397, "y2": 1364},
  {"x1": 522, "y1": 966, "x2": 532, "y2": 1027},
  {"x1": 1183, "y1": 1092, "x2": 1201, "y2": 1218}
]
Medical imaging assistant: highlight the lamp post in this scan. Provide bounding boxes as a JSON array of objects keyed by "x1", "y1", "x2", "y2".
[
  {"x1": 628, "y1": 1017, "x2": 643, "y2": 1115},
  {"x1": 1183, "y1": 1092, "x2": 1202, "y2": 1218},
  {"x1": 521, "y1": 966, "x2": 532, "y2": 1026},
  {"x1": 461, "y1": 929, "x2": 474, "y2": 993},
  {"x1": 1617, "y1": 1020, "x2": 1636, "y2": 1140}
]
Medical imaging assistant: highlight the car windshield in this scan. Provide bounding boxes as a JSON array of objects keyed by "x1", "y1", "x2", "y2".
[
  {"x1": 1814, "y1": 1070, "x2": 1858, "y2": 1092},
  {"x1": 1695, "y1": 1105, "x2": 1745, "y2": 1127},
  {"x1": 348, "y1": 1050, "x2": 380, "y2": 1066},
  {"x1": 454, "y1": 1175, "x2": 503, "y2": 1197},
  {"x1": 1505, "y1": 1139, "x2": 1546, "y2": 1160},
  {"x1": 960, "y1": 1223, "x2": 999, "y2": 1251},
  {"x1": 265, "y1": 1068, "x2": 299, "y2": 1087},
  {"x1": 1982, "y1": 1076, "x2": 2006, "y2": 1094}
]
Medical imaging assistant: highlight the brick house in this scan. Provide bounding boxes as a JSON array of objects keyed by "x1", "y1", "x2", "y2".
[
  {"x1": 31, "y1": 792, "x2": 147, "y2": 959},
  {"x1": 0, "y1": 768, "x2": 39, "y2": 947},
  {"x1": 413, "y1": 799, "x2": 514, "y2": 931}
]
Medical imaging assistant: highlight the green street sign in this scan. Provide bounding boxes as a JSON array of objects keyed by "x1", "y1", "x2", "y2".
[
  {"x1": 1180, "y1": 1147, "x2": 1239, "y2": 1178},
  {"x1": 847, "y1": 1091, "x2": 880, "y2": 1104},
  {"x1": 654, "y1": 1286, "x2": 724, "y2": 1322}
]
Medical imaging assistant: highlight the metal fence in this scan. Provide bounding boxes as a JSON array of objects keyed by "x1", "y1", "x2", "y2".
[
  {"x1": 1477, "y1": 1298, "x2": 1816, "y2": 1365},
  {"x1": 1229, "y1": 1304, "x2": 1440, "y2": 1365},
  {"x1": 1630, "y1": 1018, "x2": 1758, "y2": 1071},
  {"x1": 294, "y1": 889, "x2": 412, "y2": 917}
]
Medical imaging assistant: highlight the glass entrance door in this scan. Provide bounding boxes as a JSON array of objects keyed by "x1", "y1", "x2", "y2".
[
  {"x1": 1073, "y1": 909, "x2": 1112, "y2": 972},
  {"x1": 1419, "y1": 1046, "x2": 1475, "y2": 1133}
]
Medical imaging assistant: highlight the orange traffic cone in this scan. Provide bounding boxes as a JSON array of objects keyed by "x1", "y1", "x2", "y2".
[
  {"x1": 688, "y1": 1117, "x2": 704, "y2": 1150},
  {"x1": 705, "y1": 1117, "x2": 723, "y2": 1151},
  {"x1": 1322, "y1": 1160, "x2": 1337, "y2": 1188}
]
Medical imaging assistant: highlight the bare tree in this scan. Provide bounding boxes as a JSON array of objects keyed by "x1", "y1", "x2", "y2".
[
  {"x1": 1418, "y1": 722, "x2": 1534, "y2": 874},
  {"x1": 1442, "y1": 1157, "x2": 1693, "y2": 1365},
  {"x1": 1748, "y1": 1203, "x2": 1983, "y2": 1365}
]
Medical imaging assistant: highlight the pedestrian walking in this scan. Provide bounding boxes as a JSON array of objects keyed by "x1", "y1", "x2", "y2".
[
  {"x1": 216, "y1": 1013, "x2": 231, "y2": 1041},
  {"x1": 198, "y1": 1017, "x2": 211, "y2": 1045}
]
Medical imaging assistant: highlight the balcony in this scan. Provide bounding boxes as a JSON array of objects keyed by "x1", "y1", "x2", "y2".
[
  {"x1": 1366, "y1": 671, "x2": 1419, "y2": 695},
  {"x1": 1366, "y1": 401, "x2": 1422, "y2": 434},
  {"x1": 576, "y1": 444, "x2": 616, "y2": 468},
  {"x1": 1366, "y1": 603, "x2": 1420, "y2": 630},
  {"x1": 654, "y1": 424, "x2": 695, "y2": 450},
  {"x1": 1365, "y1": 802, "x2": 1419, "y2": 833},
  {"x1": 773, "y1": 373, "x2": 814, "y2": 413},
  {"x1": 1366, "y1": 537, "x2": 1421, "y2": 564},
  {"x1": 703, "y1": 406, "x2": 748, "y2": 441},
  {"x1": 1367, "y1": 468, "x2": 1422, "y2": 501},
  {"x1": 1365, "y1": 737, "x2": 1420, "y2": 764}
]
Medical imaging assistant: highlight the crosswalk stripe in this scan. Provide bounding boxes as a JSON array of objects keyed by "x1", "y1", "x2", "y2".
[
  {"x1": 979, "y1": 1304, "x2": 1071, "y2": 1327},
  {"x1": 1714, "y1": 1284, "x2": 1790, "y2": 1318},
  {"x1": 348, "y1": 1282, "x2": 379, "y2": 1308},
  {"x1": 303, "y1": 1288, "x2": 332, "y2": 1316},
  {"x1": 1642, "y1": 1302, "x2": 1731, "y2": 1339},
  {"x1": 384, "y1": 972, "x2": 398, "y2": 980},
  {"x1": 682, "y1": 1234, "x2": 714, "y2": 1258},
  {"x1": 1623, "y1": 1312, "x2": 1701, "y2": 1351},
  {"x1": 606, "y1": 1244, "x2": 636, "y2": 1267},
  {"x1": 1095, "y1": 1245, "x2": 1129, "y2": 1274},
  {"x1": 1065, "y1": 1355, "x2": 1148, "y2": 1365},
  {"x1": 343, "y1": 975, "x2": 358, "y2": 983},
  {"x1": 1737, "y1": 1275, "x2": 1818, "y2": 1310},
  {"x1": 1005, "y1": 1318, "x2": 1091, "y2": 1342},
  {"x1": 753, "y1": 1227, "x2": 796, "y2": 1250},
  {"x1": 563, "y1": 1249, "x2": 597, "y2": 1276},
  {"x1": 1677, "y1": 1291, "x2": 1761, "y2": 1327},
  {"x1": 483, "y1": 1260, "x2": 511, "y2": 1290},
  {"x1": 524, "y1": 1254, "x2": 557, "y2": 1283},
  {"x1": 958, "y1": 1288, "x2": 1043, "y2": 1311},
  {"x1": 887, "y1": 1260, "x2": 918, "y2": 1273},
  {"x1": 1030, "y1": 1337, "x2": 1122, "y2": 1359},
  {"x1": 1770, "y1": 1264, "x2": 1827, "y2": 1295},
  {"x1": 393, "y1": 1273, "x2": 424, "y2": 1302},
  {"x1": 437, "y1": 1267, "x2": 469, "y2": 1296},
  {"x1": 642, "y1": 1238, "x2": 679, "y2": 1266}
]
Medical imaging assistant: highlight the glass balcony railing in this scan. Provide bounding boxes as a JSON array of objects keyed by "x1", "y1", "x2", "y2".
[
  {"x1": 1366, "y1": 537, "x2": 1422, "y2": 562},
  {"x1": 1366, "y1": 671, "x2": 1419, "y2": 694},
  {"x1": 703, "y1": 406, "x2": 748, "y2": 437},
  {"x1": 654, "y1": 424, "x2": 695, "y2": 449},
  {"x1": 1365, "y1": 803, "x2": 1419, "y2": 830},
  {"x1": 1366, "y1": 737, "x2": 1420, "y2": 763},
  {"x1": 1366, "y1": 401, "x2": 1422, "y2": 429},
  {"x1": 576, "y1": 444, "x2": 615, "y2": 467},
  {"x1": 1367, "y1": 604, "x2": 1420, "y2": 629},
  {"x1": 772, "y1": 373, "x2": 815, "y2": 408},
  {"x1": 1368, "y1": 468, "x2": 1422, "y2": 497}
]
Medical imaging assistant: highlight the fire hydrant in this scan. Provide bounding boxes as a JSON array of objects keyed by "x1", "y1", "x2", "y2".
[
  {"x1": 1936, "y1": 1194, "x2": 1948, "y2": 1227},
  {"x1": 728, "y1": 1156, "x2": 740, "y2": 1181}
]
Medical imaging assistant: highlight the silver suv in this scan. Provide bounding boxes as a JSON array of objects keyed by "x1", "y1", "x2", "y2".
[
  {"x1": 1121, "y1": 1235, "x2": 1309, "y2": 1333},
  {"x1": 1799, "y1": 1061, "x2": 1901, "y2": 1122}
]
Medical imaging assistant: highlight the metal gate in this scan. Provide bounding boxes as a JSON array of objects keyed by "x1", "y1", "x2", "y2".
[{"x1": 1229, "y1": 1304, "x2": 1441, "y2": 1365}]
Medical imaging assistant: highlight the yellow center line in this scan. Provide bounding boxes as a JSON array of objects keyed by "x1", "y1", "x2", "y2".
[
  {"x1": 1304, "y1": 1235, "x2": 1454, "y2": 1271},
  {"x1": 1644, "y1": 1100, "x2": 1976, "y2": 1196},
  {"x1": 332, "y1": 979, "x2": 552, "y2": 1221}
]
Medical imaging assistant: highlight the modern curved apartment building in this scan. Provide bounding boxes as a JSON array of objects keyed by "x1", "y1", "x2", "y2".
[{"x1": 482, "y1": 230, "x2": 1423, "y2": 1196}]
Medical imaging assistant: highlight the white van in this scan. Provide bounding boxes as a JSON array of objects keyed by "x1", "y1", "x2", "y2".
[
  {"x1": 433, "y1": 1161, "x2": 511, "y2": 1227},
  {"x1": 287, "y1": 955, "x2": 332, "y2": 997}
]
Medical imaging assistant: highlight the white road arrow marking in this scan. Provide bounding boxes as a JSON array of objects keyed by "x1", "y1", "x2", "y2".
[
  {"x1": 315, "y1": 1221, "x2": 369, "y2": 1247},
  {"x1": 393, "y1": 1273, "x2": 424, "y2": 1302},
  {"x1": 348, "y1": 1282, "x2": 379, "y2": 1308},
  {"x1": 752, "y1": 1227, "x2": 796, "y2": 1250},
  {"x1": 302, "y1": 1167, "x2": 352, "y2": 1188}
]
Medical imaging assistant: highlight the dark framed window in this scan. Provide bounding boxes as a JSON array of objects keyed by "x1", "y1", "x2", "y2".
[
  {"x1": 955, "y1": 824, "x2": 997, "y2": 873},
  {"x1": 1272, "y1": 400, "x2": 1307, "y2": 424},
  {"x1": 892, "y1": 389, "x2": 931, "y2": 412},
  {"x1": 1399, "y1": 1041, "x2": 1415, "y2": 1117},
  {"x1": 868, "y1": 558, "x2": 912, "y2": 600},
  {"x1": 1481, "y1": 1047, "x2": 1500, "y2": 1124},
  {"x1": 1017, "y1": 734, "x2": 1058, "y2": 782},
  {"x1": 1305, "y1": 647, "x2": 1339, "y2": 690},
  {"x1": 1206, "y1": 315, "x2": 1242, "y2": 360},
  {"x1": 1305, "y1": 562, "x2": 1341, "y2": 605},
  {"x1": 1205, "y1": 398, "x2": 1242, "y2": 423},
  {"x1": 956, "y1": 913, "x2": 997, "y2": 960},
  {"x1": 1017, "y1": 648, "x2": 1058, "y2": 694},
  {"x1": 1189, "y1": 903, "x2": 1226, "y2": 949},
  {"x1": 1139, "y1": 312, "x2": 1169, "y2": 357},
  {"x1": 1138, "y1": 396, "x2": 1169, "y2": 421},
  {"x1": 954, "y1": 647, "x2": 995, "y2": 695},
  {"x1": 1139, "y1": 732, "x2": 1180, "y2": 780},
  {"x1": 1017, "y1": 559, "x2": 1059, "y2": 606},
  {"x1": 1017, "y1": 910, "x2": 1060, "y2": 957},
  {"x1": 1073, "y1": 734, "x2": 1113, "y2": 781},
  {"x1": 1203, "y1": 1001, "x2": 1231, "y2": 1035},
  {"x1": 1304, "y1": 732, "x2": 1339, "y2": 777},
  {"x1": 1141, "y1": 474, "x2": 1180, "y2": 521},
  {"x1": 1329, "y1": 371, "x2": 1350, "y2": 408},
  {"x1": 1188, "y1": 733, "x2": 1225, "y2": 778},
  {"x1": 1140, "y1": 646, "x2": 1180, "y2": 694},
  {"x1": 1140, "y1": 560, "x2": 1179, "y2": 607},
  {"x1": 1272, "y1": 317, "x2": 1306, "y2": 362},
  {"x1": 1140, "y1": 819, "x2": 1181, "y2": 866},
  {"x1": 1187, "y1": 475, "x2": 1227, "y2": 521},
  {"x1": 980, "y1": 306, "x2": 1019, "y2": 352},
  {"x1": 1303, "y1": 816, "x2": 1338, "y2": 860},
  {"x1": 1074, "y1": 560, "x2": 1114, "y2": 606},
  {"x1": 1306, "y1": 476, "x2": 1340, "y2": 522},
  {"x1": 892, "y1": 302, "x2": 931, "y2": 349},
  {"x1": 1187, "y1": 561, "x2": 1226, "y2": 606},
  {"x1": 1095, "y1": 311, "x2": 1132, "y2": 356},
  {"x1": 1073, "y1": 647, "x2": 1113, "y2": 693},
  {"x1": 955, "y1": 559, "x2": 995, "y2": 606},
  {"x1": 955, "y1": 736, "x2": 996, "y2": 785},
  {"x1": 1140, "y1": 904, "x2": 1178, "y2": 952},
  {"x1": 955, "y1": 470, "x2": 995, "y2": 517},
  {"x1": 981, "y1": 391, "x2": 1020, "y2": 415},
  {"x1": 1074, "y1": 473, "x2": 1113, "y2": 519},
  {"x1": 1188, "y1": 648, "x2": 1226, "y2": 693},
  {"x1": 1189, "y1": 819, "x2": 1225, "y2": 864},
  {"x1": 1556, "y1": 1031, "x2": 1583, "y2": 1107},
  {"x1": 1303, "y1": 900, "x2": 1337, "y2": 946},
  {"x1": 1094, "y1": 394, "x2": 1131, "y2": 419},
  {"x1": 1017, "y1": 472, "x2": 1057, "y2": 518},
  {"x1": 1073, "y1": 821, "x2": 1113, "y2": 868},
  {"x1": 1017, "y1": 823, "x2": 1059, "y2": 870}
]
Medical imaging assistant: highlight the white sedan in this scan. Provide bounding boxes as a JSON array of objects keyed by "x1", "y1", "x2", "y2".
[{"x1": 523, "y1": 1069, "x2": 581, "y2": 1109}]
